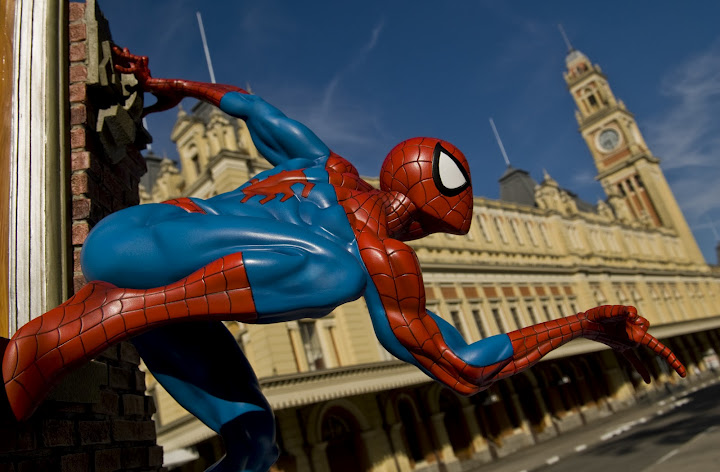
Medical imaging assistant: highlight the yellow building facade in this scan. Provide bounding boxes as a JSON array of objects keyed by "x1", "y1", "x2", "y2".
[{"x1": 141, "y1": 49, "x2": 720, "y2": 472}]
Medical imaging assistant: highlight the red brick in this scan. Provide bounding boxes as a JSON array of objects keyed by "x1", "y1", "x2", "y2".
[
  {"x1": 109, "y1": 366, "x2": 134, "y2": 390},
  {"x1": 73, "y1": 274, "x2": 88, "y2": 294},
  {"x1": 70, "y1": 103, "x2": 87, "y2": 125},
  {"x1": 79, "y1": 420, "x2": 111, "y2": 445},
  {"x1": 135, "y1": 370, "x2": 147, "y2": 392},
  {"x1": 70, "y1": 64, "x2": 88, "y2": 82},
  {"x1": 71, "y1": 171, "x2": 90, "y2": 194},
  {"x1": 0, "y1": 423, "x2": 35, "y2": 453},
  {"x1": 92, "y1": 389, "x2": 120, "y2": 416},
  {"x1": 71, "y1": 151, "x2": 91, "y2": 170},
  {"x1": 121, "y1": 446, "x2": 148, "y2": 469},
  {"x1": 73, "y1": 248, "x2": 82, "y2": 271},
  {"x1": 121, "y1": 394, "x2": 145, "y2": 416},
  {"x1": 72, "y1": 198, "x2": 91, "y2": 220},
  {"x1": 149, "y1": 445, "x2": 164, "y2": 467},
  {"x1": 69, "y1": 2, "x2": 85, "y2": 22},
  {"x1": 70, "y1": 42, "x2": 87, "y2": 62},
  {"x1": 72, "y1": 221, "x2": 89, "y2": 245},
  {"x1": 18, "y1": 458, "x2": 59, "y2": 472},
  {"x1": 146, "y1": 396, "x2": 157, "y2": 416},
  {"x1": 69, "y1": 23, "x2": 87, "y2": 42},
  {"x1": 41, "y1": 419, "x2": 75, "y2": 447},
  {"x1": 61, "y1": 453, "x2": 89, "y2": 472},
  {"x1": 69, "y1": 82, "x2": 87, "y2": 102},
  {"x1": 120, "y1": 342, "x2": 141, "y2": 365},
  {"x1": 70, "y1": 126, "x2": 86, "y2": 149},
  {"x1": 98, "y1": 345, "x2": 119, "y2": 361},
  {"x1": 94, "y1": 448, "x2": 121, "y2": 472}
]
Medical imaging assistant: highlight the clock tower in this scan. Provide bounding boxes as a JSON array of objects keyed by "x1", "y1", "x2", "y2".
[{"x1": 564, "y1": 47, "x2": 705, "y2": 264}]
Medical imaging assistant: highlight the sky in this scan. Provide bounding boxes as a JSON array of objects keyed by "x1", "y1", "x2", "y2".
[{"x1": 98, "y1": 0, "x2": 720, "y2": 264}]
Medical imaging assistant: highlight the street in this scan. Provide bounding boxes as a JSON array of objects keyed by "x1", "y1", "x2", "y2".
[{"x1": 474, "y1": 375, "x2": 720, "y2": 472}]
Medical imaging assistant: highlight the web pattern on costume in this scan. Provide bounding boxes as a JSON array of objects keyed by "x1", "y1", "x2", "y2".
[{"x1": 3, "y1": 250, "x2": 256, "y2": 421}]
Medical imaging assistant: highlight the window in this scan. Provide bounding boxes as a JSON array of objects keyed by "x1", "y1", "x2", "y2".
[
  {"x1": 299, "y1": 321, "x2": 325, "y2": 371},
  {"x1": 511, "y1": 219, "x2": 524, "y2": 245},
  {"x1": 449, "y1": 309, "x2": 467, "y2": 338},
  {"x1": 570, "y1": 302, "x2": 580, "y2": 314},
  {"x1": 527, "y1": 305, "x2": 538, "y2": 324},
  {"x1": 494, "y1": 217, "x2": 508, "y2": 243},
  {"x1": 491, "y1": 307, "x2": 506, "y2": 333},
  {"x1": 477, "y1": 215, "x2": 492, "y2": 242},
  {"x1": 525, "y1": 221, "x2": 538, "y2": 246},
  {"x1": 472, "y1": 308, "x2": 487, "y2": 338},
  {"x1": 539, "y1": 224, "x2": 552, "y2": 247},
  {"x1": 542, "y1": 304, "x2": 551, "y2": 321},
  {"x1": 509, "y1": 307, "x2": 522, "y2": 330}
]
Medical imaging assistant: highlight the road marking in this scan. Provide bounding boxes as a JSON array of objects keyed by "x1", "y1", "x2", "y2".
[
  {"x1": 546, "y1": 456, "x2": 560, "y2": 465},
  {"x1": 655, "y1": 448, "x2": 679, "y2": 464},
  {"x1": 575, "y1": 444, "x2": 587, "y2": 452}
]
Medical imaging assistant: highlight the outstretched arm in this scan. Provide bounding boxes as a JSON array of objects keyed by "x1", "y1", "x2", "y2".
[
  {"x1": 112, "y1": 46, "x2": 330, "y2": 166},
  {"x1": 359, "y1": 234, "x2": 686, "y2": 395}
]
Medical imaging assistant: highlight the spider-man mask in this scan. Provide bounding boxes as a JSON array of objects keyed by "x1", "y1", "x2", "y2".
[{"x1": 380, "y1": 137, "x2": 473, "y2": 239}]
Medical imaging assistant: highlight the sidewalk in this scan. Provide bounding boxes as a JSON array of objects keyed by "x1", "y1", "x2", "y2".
[{"x1": 468, "y1": 374, "x2": 720, "y2": 472}]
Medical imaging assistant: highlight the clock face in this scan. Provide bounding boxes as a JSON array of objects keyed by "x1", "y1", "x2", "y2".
[{"x1": 598, "y1": 128, "x2": 620, "y2": 152}]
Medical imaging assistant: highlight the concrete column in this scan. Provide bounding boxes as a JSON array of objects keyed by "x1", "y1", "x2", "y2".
[
  {"x1": 530, "y1": 387, "x2": 557, "y2": 441},
  {"x1": 388, "y1": 423, "x2": 412, "y2": 472},
  {"x1": 461, "y1": 405, "x2": 492, "y2": 463},
  {"x1": 309, "y1": 441, "x2": 330, "y2": 472},
  {"x1": 674, "y1": 337, "x2": 700, "y2": 376},
  {"x1": 363, "y1": 428, "x2": 398, "y2": 472},
  {"x1": 599, "y1": 351, "x2": 635, "y2": 409},
  {"x1": 275, "y1": 410, "x2": 313, "y2": 472},
  {"x1": 429, "y1": 413, "x2": 461, "y2": 472}
]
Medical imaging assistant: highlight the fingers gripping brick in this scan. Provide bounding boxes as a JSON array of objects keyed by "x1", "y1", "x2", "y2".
[{"x1": 2, "y1": 253, "x2": 257, "y2": 421}]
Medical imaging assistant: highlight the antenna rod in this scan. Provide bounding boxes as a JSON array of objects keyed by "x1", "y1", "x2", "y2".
[
  {"x1": 558, "y1": 24, "x2": 573, "y2": 52},
  {"x1": 197, "y1": 12, "x2": 217, "y2": 84},
  {"x1": 489, "y1": 118, "x2": 511, "y2": 167}
]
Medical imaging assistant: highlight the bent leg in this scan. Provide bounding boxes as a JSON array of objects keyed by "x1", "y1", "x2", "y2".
[{"x1": 133, "y1": 322, "x2": 278, "y2": 472}]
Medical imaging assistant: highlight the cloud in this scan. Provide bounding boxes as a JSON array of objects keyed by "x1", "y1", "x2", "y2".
[
  {"x1": 644, "y1": 39, "x2": 720, "y2": 223},
  {"x1": 320, "y1": 19, "x2": 385, "y2": 117}
]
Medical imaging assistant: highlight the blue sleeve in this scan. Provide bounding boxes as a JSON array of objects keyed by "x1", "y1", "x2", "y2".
[
  {"x1": 219, "y1": 92, "x2": 330, "y2": 167},
  {"x1": 427, "y1": 310, "x2": 514, "y2": 367}
]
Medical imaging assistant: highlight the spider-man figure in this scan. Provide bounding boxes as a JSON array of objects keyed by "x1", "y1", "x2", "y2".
[{"x1": 2, "y1": 48, "x2": 685, "y2": 472}]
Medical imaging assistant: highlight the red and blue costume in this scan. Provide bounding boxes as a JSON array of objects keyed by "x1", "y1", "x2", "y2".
[{"x1": 2, "y1": 48, "x2": 685, "y2": 472}]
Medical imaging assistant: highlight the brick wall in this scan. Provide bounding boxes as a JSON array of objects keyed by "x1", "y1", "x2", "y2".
[{"x1": 0, "y1": 1, "x2": 162, "y2": 470}]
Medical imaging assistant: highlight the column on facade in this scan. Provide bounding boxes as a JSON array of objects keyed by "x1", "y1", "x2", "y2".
[
  {"x1": 428, "y1": 412, "x2": 460, "y2": 471},
  {"x1": 459, "y1": 402, "x2": 492, "y2": 460},
  {"x1": 309, "y1": 441, "x2": 330, "y2": 472},
  {"x1": 387, "y1": 423, "x2": 412, "y2": 472},
  {"x1": 673, "y1": 336, "x2": 700, "y2": 376},
  {"x1": 598, "y1": 351, "x2": 635, "y2": 408},
  {"x1": 274, "y1": 410, "x2": 313, "y2": 472},
  {"x1": 362, "y1": 428, "x2": 398, "y2": 472}
]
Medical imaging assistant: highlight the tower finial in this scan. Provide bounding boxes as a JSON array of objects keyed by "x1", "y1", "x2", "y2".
[
  {"x1": 489, "y1": 118, "x2": 511, "y2": 167},
  {"x1": 558, "y1": 24, "x2": 574, "y2": 53}
]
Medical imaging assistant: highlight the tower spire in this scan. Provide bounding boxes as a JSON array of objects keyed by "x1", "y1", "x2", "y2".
[{"x1": 558, "y1": 24, "x2": 574, "y2": 52}]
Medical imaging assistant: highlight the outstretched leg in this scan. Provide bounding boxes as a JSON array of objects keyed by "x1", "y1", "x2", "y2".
[{"x1": 133, "y1": 322, "x2": 278, "y2": 472}]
